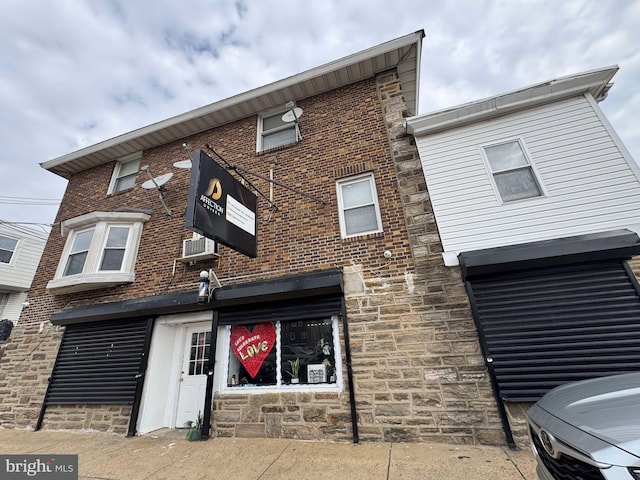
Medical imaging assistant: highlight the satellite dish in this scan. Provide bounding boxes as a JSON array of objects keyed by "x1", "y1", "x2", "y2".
[
  {"x1": 282, "y1": 107, "x2": 303, "y2": 123},
  {"x1": 173, "y1": 159, "x2": 192, "y2": 169},
  {"x1": 141, "y1": 172, "x2": 173, "y2": 190}
]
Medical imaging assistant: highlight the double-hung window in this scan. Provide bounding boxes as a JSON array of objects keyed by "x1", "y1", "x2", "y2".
[
  {"x1": 258, "y1": 111, "x2": 299, "y2": 152},
  {"x1": 336, "y1": 173, "x2": 383, "y2": 238},
  {"x1": 47, "y1": 211, "x2": 150, "y2": 295},
  {"x1": 223, "y1": 317, "x2": 341, "y2": 392},
  {"x1": 63, "y1": 229, "x2": 94, "y2": 275},
  {"x1": 482, "y1": 139, "x2": 544, "y2": 203},
  {"x1": 0, "y1": 235, "x2": 18, "y2": 264},
  {"x1": 108, "y1": 154, "x2": 140, "y2": 194},
  {"x1": 100, "y1": 227, "x2": 130, "y2": 271}
]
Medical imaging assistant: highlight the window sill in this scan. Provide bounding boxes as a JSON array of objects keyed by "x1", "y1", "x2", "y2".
[
  {"x1": 46, "y1": 272, "x2": 135, "y2": 295},
  {"x1": 257, "y1": 139, "x2": 301, "y2": 155},
  {"x1": 340, "y1": 231, "x2": 384, "y2": 241},
  {"x1": 219, "y1": 383, "x2": 342, "y2": 395}
]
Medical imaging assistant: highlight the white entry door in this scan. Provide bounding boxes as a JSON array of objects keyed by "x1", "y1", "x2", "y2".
[{"x1": 175, "y1": 325, "x2": 211, "y2": 428}]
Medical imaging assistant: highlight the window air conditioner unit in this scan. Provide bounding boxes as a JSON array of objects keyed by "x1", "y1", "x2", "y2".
[{"x1": 182, "y1": 237, "x2": 217, "y2": 261}]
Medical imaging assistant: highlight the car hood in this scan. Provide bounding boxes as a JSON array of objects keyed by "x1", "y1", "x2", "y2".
[{"x1": 537, "y1": 372, "x2": 640, "y2": 456}]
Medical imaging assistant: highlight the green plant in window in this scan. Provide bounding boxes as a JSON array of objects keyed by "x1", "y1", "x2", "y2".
[
  {"x1": 184, "y1": 410, "x2": 203, "y2": 441},
  {"x1": 286, "y1": 358, "x2": 300, "y2": 382}
]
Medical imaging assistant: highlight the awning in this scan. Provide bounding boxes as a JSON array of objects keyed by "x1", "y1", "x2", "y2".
[{"x1": 458, "y1": 229, "x2": 640, "y2": 279}]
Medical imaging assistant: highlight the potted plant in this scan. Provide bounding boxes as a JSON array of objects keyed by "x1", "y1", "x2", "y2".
[
  {"x1": 184, "y1": 410, "x2": 203, "y2": 441},
  {"x1": 287, "y1": 358, "x2": 300, "y2": 383}
]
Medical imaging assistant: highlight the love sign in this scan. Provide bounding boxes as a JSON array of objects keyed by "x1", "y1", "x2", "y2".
[{"x1": 230, "y1": 322, "x2": 276, "y2": 378}]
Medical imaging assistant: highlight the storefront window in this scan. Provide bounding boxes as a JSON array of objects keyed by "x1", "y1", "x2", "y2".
[{"x1": 226, "y1": 318, "x2": 338, "y2": 388}]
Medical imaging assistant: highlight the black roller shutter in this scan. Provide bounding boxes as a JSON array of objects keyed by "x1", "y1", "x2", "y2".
[
  {"x1": 467, "y1": 260, "x2": 640, "y2": 401},
  {"x1": 45, "y1": 318, "x2": 151, "y2": 405},
  {"x1": 218, "y1": 294, "x2": 342, "y2": 325}
]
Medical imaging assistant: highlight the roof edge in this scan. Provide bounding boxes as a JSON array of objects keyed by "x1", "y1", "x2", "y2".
[
  {"x1": 42, "y1": 30, "x2": 425, "y2": 175},
  {"x1": 407, "y1": 65, "x2": 618, "y2": 137}
]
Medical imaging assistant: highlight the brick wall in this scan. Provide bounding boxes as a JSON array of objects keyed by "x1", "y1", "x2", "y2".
[{"x1": 1, "y1": 71, "x2": 505, "y2": 445}]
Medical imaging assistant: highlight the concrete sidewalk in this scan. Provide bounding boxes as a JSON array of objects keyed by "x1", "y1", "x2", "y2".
[{"x1": 0, "y1": 428, "x2": 538, "y2": 479}]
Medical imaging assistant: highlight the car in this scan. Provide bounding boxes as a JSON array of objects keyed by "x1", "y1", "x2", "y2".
[{"x1": 527, "y1": 372, "x2": 640, "y2": 479}]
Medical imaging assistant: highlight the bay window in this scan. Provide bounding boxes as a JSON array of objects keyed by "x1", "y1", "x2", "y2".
[{"x1": 47, "y1": 211, "x2": 150, "y2": 295}]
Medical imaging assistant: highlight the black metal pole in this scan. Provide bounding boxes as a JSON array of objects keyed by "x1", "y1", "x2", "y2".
[
  {"x1": 340, "y1": 296, "x2": 359, "y2": 444},
  {"x1": 127, "y1": 317, "x2": 155, "y2": 437},
  {"x1": 464, "y1": 280, "x2": 516, "y2": 449},
  {"x1": 201, "y1": 310, "x2": 219, "y2": 440}
]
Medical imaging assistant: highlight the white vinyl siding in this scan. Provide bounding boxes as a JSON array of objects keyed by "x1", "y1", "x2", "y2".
[
  {"x1": 415, "y1": 95, "x2": 640, "y2": 255},
  {"x1": 0, "y1": 226, "x2": 46, "y2": 291},
  {"x1": 0, "y1": 291, "x2": 28, "y2": 322}
]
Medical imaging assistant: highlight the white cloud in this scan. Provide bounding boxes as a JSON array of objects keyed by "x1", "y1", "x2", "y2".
[{"x1": 1, "y1": 0, "x2": 639, "y2": 227}]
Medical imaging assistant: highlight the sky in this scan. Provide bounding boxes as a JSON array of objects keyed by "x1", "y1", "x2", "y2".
[{"x1": 1, "y1": 0, "x2": 639, "y2": 232}]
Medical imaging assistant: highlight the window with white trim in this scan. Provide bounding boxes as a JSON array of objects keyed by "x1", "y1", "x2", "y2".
[
  {"x1": 257, "y1": 111, "x2": 299, "y2": 151},
  {"x1": 336, "y1": 173, "x2": 383, "y2": 238},
  {"x1": 482, "y1": 140, "x2": 543, "y2": 203},
  {"x1": 0, "y1": 235, "x2": 18, "y2": 264},
  {"x1": 47, "y1": 211, "x2": 150, "y2": 295},
  {"x1": 108, "y1": 154, "x2": 140, "y2": 194},
  {"x1": 223, "y1": 317, "x2": 341, "y2": 392},
  {"x1": 0, "y1": 292, "x2": 8, "y2": 316}
]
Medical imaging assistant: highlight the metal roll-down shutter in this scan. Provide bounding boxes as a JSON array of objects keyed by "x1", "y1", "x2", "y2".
[
  {"x1": 44, "y1": 318, "x2": 152, "y2": 405},
  {"x1": 467, "y1": 260, "x2": 640, "y2": 401},
  {"x1": 218, "y1": 294, "x2": 342, "y2": 325}
]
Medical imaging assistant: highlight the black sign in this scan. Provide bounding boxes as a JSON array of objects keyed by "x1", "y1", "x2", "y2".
[{"x1": 185, "y1": 150, "x2": 257, "y2": 258}]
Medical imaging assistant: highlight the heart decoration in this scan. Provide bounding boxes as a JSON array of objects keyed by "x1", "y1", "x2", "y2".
[{"x1": 230, "y1": 322, "x2": 276, "y2": 378}]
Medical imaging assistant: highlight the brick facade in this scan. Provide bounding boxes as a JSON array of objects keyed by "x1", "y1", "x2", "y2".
[{"x1": 0, "y1": 70, "x2": 506, "y2": 445}]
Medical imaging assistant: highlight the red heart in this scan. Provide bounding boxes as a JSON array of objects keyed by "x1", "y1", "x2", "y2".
[{"x1": 230, "y1": 322, "x2": 276, "y2": 378}]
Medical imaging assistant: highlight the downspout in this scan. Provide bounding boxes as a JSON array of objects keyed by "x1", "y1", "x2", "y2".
[
  {"x1": 341, "y1": 296, "x2": 359, "y2": 444},
  {"x1": 201, "y1": 309, "x2": 219, "y2": 440}
]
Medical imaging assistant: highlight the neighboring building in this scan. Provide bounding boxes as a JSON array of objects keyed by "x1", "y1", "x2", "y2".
[
  {"x1": 0, "y1": 223, "x2": 47, "y2": 324},
  {"x1": 0, "y1": 31, "x2": 510, "y2": 446},
  {"x1": 407, "y1": 66, "x2": 640, "y2": 446}
]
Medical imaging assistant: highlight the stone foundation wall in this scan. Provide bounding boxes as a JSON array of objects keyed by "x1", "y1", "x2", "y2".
[
  {"x1": 0, "y1": 321, "x2": 61, "y2": 430},
  {"x1": 38, "y1": 405, "x2": 131, "y2": 434},
  {"x1": 342, "y1": 269, "x2": 504, "y2": 445},
  {"x1": 213, "y1": 392, "x2": 353, "y2": 441}
]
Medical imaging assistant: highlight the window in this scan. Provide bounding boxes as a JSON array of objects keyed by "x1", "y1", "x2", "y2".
[
  {"x1": 100, "y1": 227, "x2": 130, "y2": 271},
  {"x1": 224, "y1": 317, "x2": 341, "y2": 391},
  {"x1": 108, "y1": 154, "x2": 140, "y2": 193},
  {"x1": 483, "y1": 140, "x2": 543, "y2": 203},
  {"x1": 63, "y1": 229, "x2": 94, "y2": 275},
  {"x1": 47, "y1": 211, "x2": 150, "y2": 295},
  {"x1": 336, "y1": 173, "x2": 383, "y2": 238},
  {"x1": 188, "y1": 331, "x2": 211, "y2": 376},
  {"x1": 0, "y1": 235, "x2": 18, "y2": 264},
  {"x1": 0, "y1": 292, "x2": 8, "y2": 316},
  {"x1": 257, "y1": 111, "x2": 299, "y2": 151}
]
